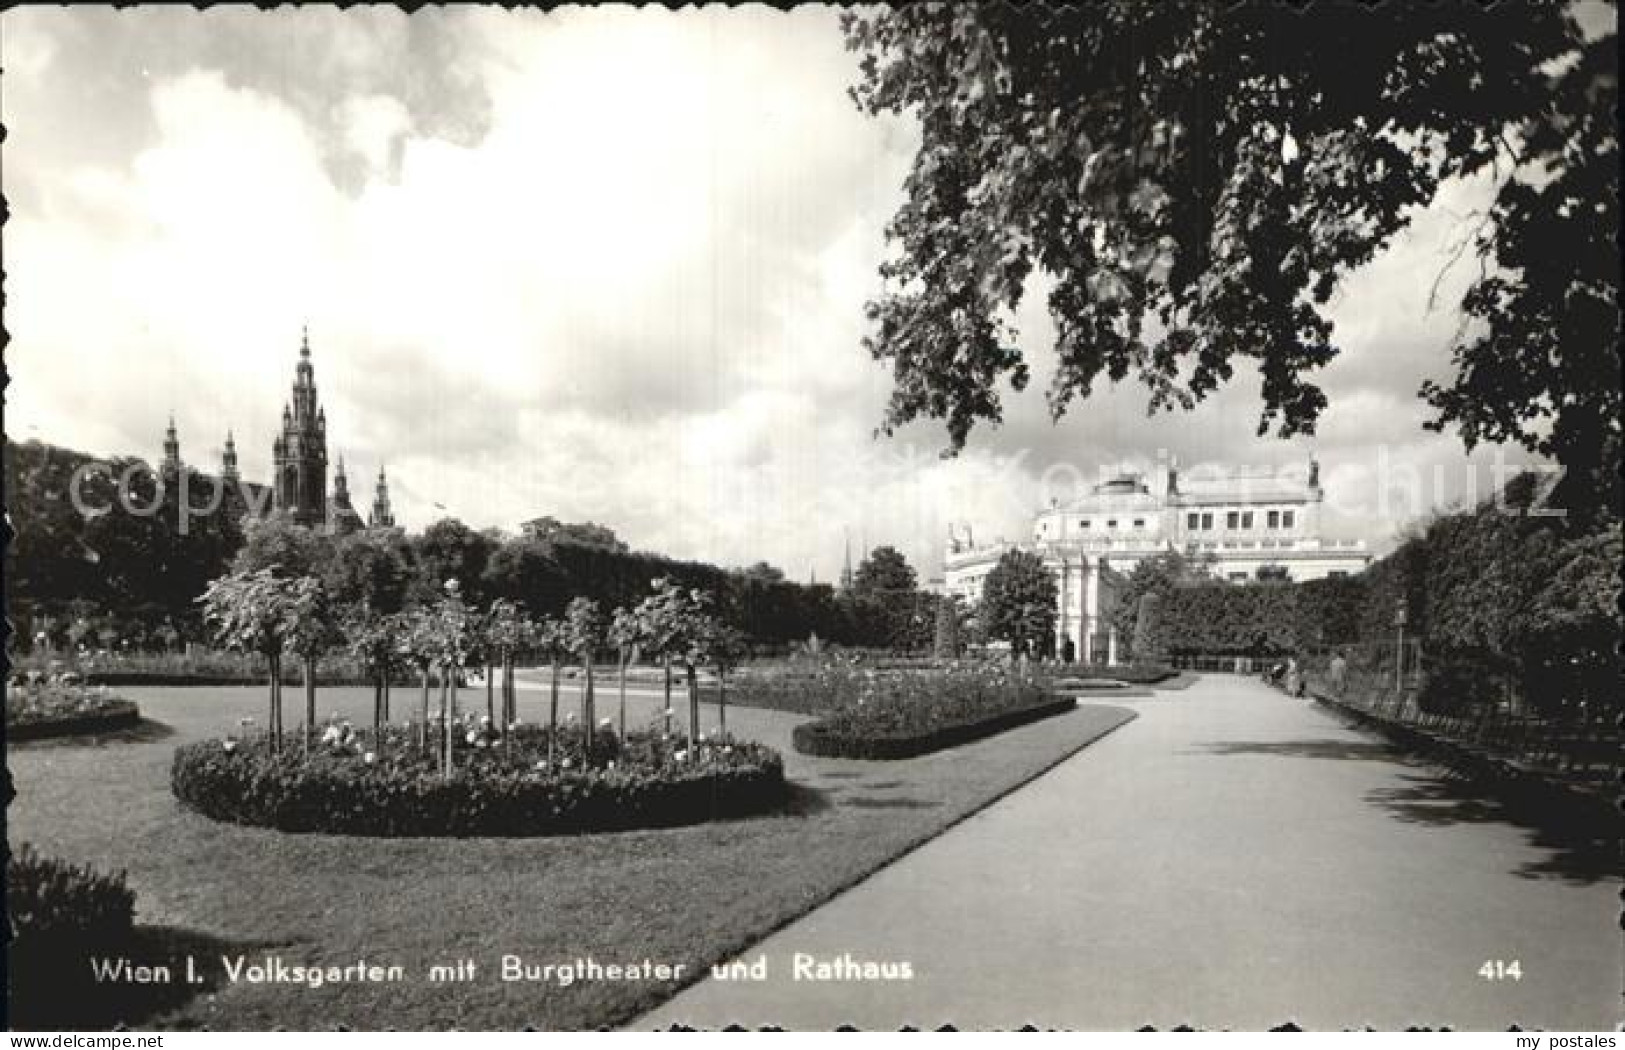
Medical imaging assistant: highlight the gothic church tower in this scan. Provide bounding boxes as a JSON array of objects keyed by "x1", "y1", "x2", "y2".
[{"x1": 272, "y1": 328, "x2": 329, "y2": 526}]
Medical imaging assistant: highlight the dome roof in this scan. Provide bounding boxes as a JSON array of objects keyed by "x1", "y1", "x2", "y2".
[{"x1": 1093, "y1": 474, "x2": 1148, "y2": 495}]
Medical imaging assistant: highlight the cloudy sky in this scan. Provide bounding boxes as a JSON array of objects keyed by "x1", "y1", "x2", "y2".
[{"x1": 4, "y1": 6, "x2": 1552, "y2": 581}]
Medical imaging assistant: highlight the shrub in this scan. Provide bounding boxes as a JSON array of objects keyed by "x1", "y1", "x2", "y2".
[
  {"x1": 7, "y1": 844, "x2": 135, "y2": 945},
  {"x1": 793, "y1": 697, "x2": 1075, "y2": 760},
  {"x1": 170, "y1": 723, "x2": 786, "y2": 837},
  {"x1": 6, "y1": 678, "x2": 141, "y2": 739},
  {"x1": 788, "y1": 664, "x2": 1064, "y2": 759},
  {"x1": 1079, "y1": 664, "x2": 1176, "y2": 685}
]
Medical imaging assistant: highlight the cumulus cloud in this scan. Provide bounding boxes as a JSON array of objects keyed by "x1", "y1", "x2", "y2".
[{"x1": 3, "y1": 5, "x2": 1538, "y2": 586}]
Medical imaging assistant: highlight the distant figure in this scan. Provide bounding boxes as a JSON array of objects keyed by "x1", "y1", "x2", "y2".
[
  {"x1": 1329, "y1": 652, "x2": 1348, "y2": 696},
  {"x1": 1285, "y1": 656, "x2": 1303, "y2": 697}
]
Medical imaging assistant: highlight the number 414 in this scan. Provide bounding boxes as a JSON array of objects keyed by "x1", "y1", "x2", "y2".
[{"x1": 1479, "y1": 960, "x2": 1523, "y2": 981}]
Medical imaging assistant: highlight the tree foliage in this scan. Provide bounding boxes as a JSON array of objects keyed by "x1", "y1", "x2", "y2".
[
  {"x1": 981, "y1": 549, "x2": 1057, "y2": 656},
  {"x1": 842, "y1": 3, "x2": 1617, "y2": 513},
  {"x1": 853, "y1": 545, "x2": 918, "y2": 595}
]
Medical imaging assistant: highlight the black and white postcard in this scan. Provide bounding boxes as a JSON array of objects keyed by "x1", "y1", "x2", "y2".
[{"x1": 3, "y1": 3, "x2": 1619, "y2": 1035}]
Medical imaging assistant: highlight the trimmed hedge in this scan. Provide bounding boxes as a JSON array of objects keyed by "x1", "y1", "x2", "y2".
[
  {"x1": 7, "y1": 844, "x2": 135, "y2": 943},
  {"x1": 792, "y1": 696, "x2": 1076, "y2": 760},
  {"x1": 170, "y1": 727, "x2": 787, "y2": 837},
  {"x1": 83, "y1": 671, "x2": 373, "y2": 688},
  {"x1": 1080, "y1": 664, "x2": 1177, "y2": 685},
  {"x1": 9, "y1": 699, "x2": 142, "y2": 740}
]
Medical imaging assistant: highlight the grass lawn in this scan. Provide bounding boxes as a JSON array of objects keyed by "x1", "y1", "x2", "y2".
[{"x1": 7, "y1": 676, "x2": 1136, "y2": 1031}]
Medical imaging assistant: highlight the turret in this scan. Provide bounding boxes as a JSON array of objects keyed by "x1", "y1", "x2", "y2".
[
  {"x1": 222, "y1": 430, "x2": 239, "y2": 480},
  {"x1": 161, "y1": 414, "x2": 182, "y2": 475},
  {"x1": 369, "y1": 465, "x2": 396, "y2": 529}
]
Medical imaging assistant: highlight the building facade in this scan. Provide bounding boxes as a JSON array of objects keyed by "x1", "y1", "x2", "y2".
[{"x1": 944, "y1": 458, "x2": 1371, "y2": 663}]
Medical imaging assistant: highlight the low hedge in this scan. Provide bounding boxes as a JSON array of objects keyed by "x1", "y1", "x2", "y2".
[
  {"x1": 792, "y1": 696, "x2": 1076, "y2": 760},
  {"x1": 171, "y1": 725, "x2": 787, "y2": 837},
  {"x1": 1069, "y1": 664, "x2": 1176, "y2": 685},
  {"x1": 9, "y1": 699, "x2": 143, "y2": 740},
  {"x1": 84, "y1": 671, "x2": 376, "y2": 688},
  {"x1": 7, "y1": 844, "x2": 135, "y2": 943},
  {"x1": 7, "y1": 680, "x2": 144, "y2": 740}
]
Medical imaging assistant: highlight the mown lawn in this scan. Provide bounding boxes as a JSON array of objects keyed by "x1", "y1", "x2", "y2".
[{"x1": 7, "y1": 677, "x2": 1135, "y2": 1031}]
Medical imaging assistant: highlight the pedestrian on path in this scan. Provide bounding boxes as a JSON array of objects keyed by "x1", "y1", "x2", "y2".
[{"x1": 1329, "y1": 651, "x2": 1348, "y2": 697}]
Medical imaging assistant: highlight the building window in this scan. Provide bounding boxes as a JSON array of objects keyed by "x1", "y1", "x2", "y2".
[
  {"x1": 1267, "y1": 510, "x2": 1280, "y2": 529},
  {"x1": 1226, "y1": 511, "x2": 1239, "y2": 529},
  {"x1": 1187, "y1": 512, "x2": 1199, "y2": 530},
  {"x1": 1242, "y1": 511, "x2": 1253, "y2": 529},
  {"x1": 1080, "y1": 520, "x2": 1090, "y2": 530},
  {"x1": 1328, "y1": 570, "x2": 1348, "y2": 579},
  {"x1": 1200, "y1": 512, "x2": 1214, "y2": 530},
  {"x1": 1132, "y1": 518, "x2": 1144, "y2": 529},
  {"x1": 1106, "y1": 519, "x2": 1117, "y2": 529},
  {"x1": 1228, "y1": 572, "x2": 1248, "y2": 582},
  {"x1": 1283, "y1": 510, "x2": 1295, "y2": 529}
]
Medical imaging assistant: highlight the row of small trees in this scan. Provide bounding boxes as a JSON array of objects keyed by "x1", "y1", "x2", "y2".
[{"x1": 198, "y1": 571, "x2": 748, "y2": 777}]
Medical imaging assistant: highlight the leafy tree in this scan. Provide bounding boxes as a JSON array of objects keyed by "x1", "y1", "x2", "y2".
[
  {"x1": 323, "y1": 528, "x2": 415, "y2": 615},
  {"x1": 520, "y1": 516, "x2": 629, "y2": 553},
  {"x1": 607, "y1": 606, "x2": 644, "y2": 740},
  {"x1": 841, "y1": 4, "x2": 1617, "y2": 515},
  {"x1": 631, "y1": 577, "x2": 691, "y2": 736},
  {"x1": 422, "y1": 580, "x2": 476, "y2": 778},
  {"x1": 412, "y1": 519, "x2": 496, "y2": 606},
  {"x1": 234, "y1": 513, "x2": 330, "y2": 579},
  {"x1": 285, "y1": 576, "x2": 342, "y2": 753},
  {"x1": 737, "y1": 561, "x2": 786, "y2": 584},
  {"x1": 396, "y1": 607, "x2": 441, "y2": 752},
  {"x1": 532, "y1": 616, "x2": 570, "y2": 768},
  {"x1": 703, "y1": 619, "x2": 749, "y2": 736},
  {"x1": 933, "y1": 594, "x2": 963, "y2": 658},
  {"x1": 346, "y1": 608, "x2": 406, "y2": 734},
  {"x1": 1131, "y1": 591, "x2": 1165, "y2": 664},
  {"x1": 981, "y1": 550, "x2": 1057, "y2": 658},
  {"x1": 563, "y1": 597, "x2": 608, "y2": 759},
  {"x1": 483, "y1": 599, "x2": 529, "y2": 730},
  {"x1": 198, "y1": 569, "x2": 300, "y2": 751},
  {"x1": 853, "y1": 545, "x2": 918, "y2": 595},
  {"x1": 482, "y1": 535, "x2": 568, "y2": 616},
  {"x1": 1111, "y1": 550, "x2": 1213, "y2": 648}
]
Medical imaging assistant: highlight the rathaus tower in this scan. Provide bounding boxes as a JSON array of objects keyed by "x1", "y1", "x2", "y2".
[{"x1": 272, "y1": 329, "x2": 329, "y2": 526}]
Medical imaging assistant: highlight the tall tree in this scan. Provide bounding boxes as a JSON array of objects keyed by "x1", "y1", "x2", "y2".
[
  {"x1": 323, "y1": 528, "x2": 415, "y2": 615},
  {"x1": 412, "y1": 518, "x2": 496, "y2": 605},
  {"x1": 520, "y1": 516, "x2": 630, "y2": 553},
  {"x1": 843, "y1": 4, "x2": 1617, "y2": 512},
  {"x1": 1111, "y1": 549, "x2": 1214, "y2": 647},
  {"x1": 563, "y1": 597, "x2": 608, "y2": 760},
  {"x1": 285, "y1": 576, "x2": 341, "y2": 753},
  {"x1": 607, "y1": 606, "x2": 644, "y2": 741},
  {"x1": 198, "y1": 569, "x2": 301, "y2": 751},
  {"x1": 853, "y1": 545, "x2": 918, "y2": 595},
  {"x1": 981, "y1": 549, "x2": 1057, "y2": 658},
  {"x1": 233, "y1": 513, "x2": 330, "y2": 579}
]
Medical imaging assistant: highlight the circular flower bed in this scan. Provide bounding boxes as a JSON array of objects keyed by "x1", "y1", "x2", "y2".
[
  {"x1": 171, "y1": 721, "x2": 786, "y2": 837},
  {"x1": 7, "y1": 676, "x2": 142, "y2": 740}
]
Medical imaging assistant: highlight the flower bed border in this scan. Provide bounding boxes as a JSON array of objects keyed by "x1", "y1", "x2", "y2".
[
  {"x1": 791, "y1": 695, "x2": 1077, "y2": 760},
  {"x1": 169, "y1": 741, "x2": 788, "y2": 838},
  {"x1": 8, "y1": 700, "x2": 143, "y2": 741}
]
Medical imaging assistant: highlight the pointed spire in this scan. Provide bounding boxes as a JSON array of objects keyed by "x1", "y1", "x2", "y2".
[
  {"x1": 162, "y1": 412, "x2": 181, "y2": 474},
  {"x1": 301, "y1": 323, "x2": 310, "y2": 357}
]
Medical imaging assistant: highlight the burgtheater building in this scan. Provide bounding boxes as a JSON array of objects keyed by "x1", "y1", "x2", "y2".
[{"x1": 944, "y1": 458, "x2": 1370, "y2": 664}]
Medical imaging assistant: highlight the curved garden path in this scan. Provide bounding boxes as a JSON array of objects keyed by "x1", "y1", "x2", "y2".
[{"x1": 635, "y1": 674, "x2": 1619, "y2": 1031}]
